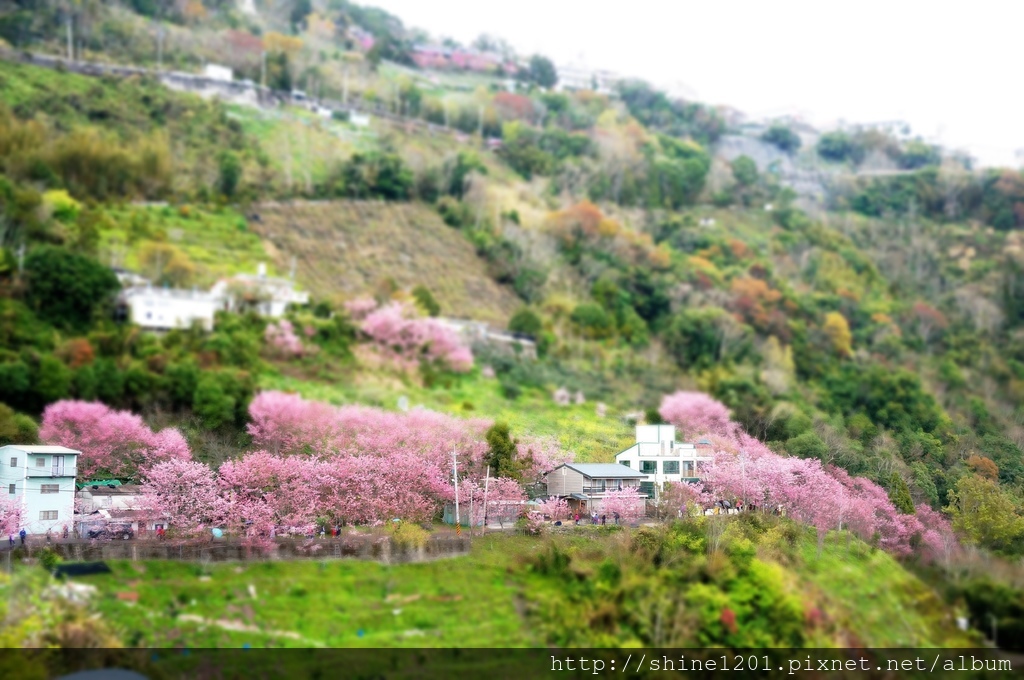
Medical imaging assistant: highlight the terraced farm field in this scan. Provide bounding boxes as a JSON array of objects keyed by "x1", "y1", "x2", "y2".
[{"x1": 249, "y1": 200, "x2": 523, "y2": 325}]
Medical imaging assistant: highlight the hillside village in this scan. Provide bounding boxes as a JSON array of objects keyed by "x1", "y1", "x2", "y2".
[{"x1": 1, "y1": 0, "x2": 1024, "y2": 660}]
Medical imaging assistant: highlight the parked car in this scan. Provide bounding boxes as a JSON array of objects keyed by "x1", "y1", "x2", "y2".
[{"x1": 86, "y1": 524, "x2": 134, "y2": 540}]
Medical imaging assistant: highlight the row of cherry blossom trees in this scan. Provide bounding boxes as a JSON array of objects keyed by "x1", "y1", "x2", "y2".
[
  {"x1": 139, "y1": 451, "x2": 530, "y2": 541},
  {"x1": 33, "y1": 392, "x2": 568, "y2": 540},
  {"x1": 658, "y1": 391, "x2": 957, "y2": 562},
  {"x1": 246, "y1": 390, "x2": 569, "y2": 479}
]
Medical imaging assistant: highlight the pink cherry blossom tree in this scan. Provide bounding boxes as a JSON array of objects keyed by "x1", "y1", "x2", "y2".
[
  {"x1": 660, "y1": 481, "x2": 711, "y2": 518},
  {"x1": 139, "y1": 459, "x2": 220, "y2": 537},
  {"x1": 0, "y1": 495, "x2": 23, "y2": 537},
  {"x1": 601, "y1": 487, "x2": 645, "y2": 522},
  {"x1": 217, "y1": 451, "x2": 319, "y2": 537},
  {"x1": 516, "y1": 436, "x2": 574, "y2": 481},
  {"x1": 536, "y1": 496, "x2": 570, "y2": 521},
  {"x1": 264, "y1": 319, "x2": 305, "y2": 358},
  {"x1": 659, "y1": 391, "x2": 736, "y2": 439},
  {"x1": 40, "y1": 400, "x2": 191, "y2": 481},
  {"x1": 361, "y1": 302, "x2": 473, "y2": 372},
  {"x1": 460, "y1": 477, "x2": 527, "y2": 527},
  {"x1": 247, "y1": 391, "x2": 343, "y2": 456}
]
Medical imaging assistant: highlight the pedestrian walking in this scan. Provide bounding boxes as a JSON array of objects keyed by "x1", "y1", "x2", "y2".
[
  {"x1": 574, "y1": 513, "x2": 580, "y2": 526},
  {"x1": 7, "y1": 533, "x2": 13, "y2": 548},
  {"x1": 601, "y1": 515, "x2": 606, "y2": 526},
  {"x1": 62, "y1": 525, "x2": 69, "y2": 540},
  {"x1": 19, "y1": 528, "x2": 26, "y2": 545}
]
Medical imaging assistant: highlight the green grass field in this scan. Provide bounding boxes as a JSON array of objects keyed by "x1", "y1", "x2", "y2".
[
  {"x1": 57, "y1": 529, "x2": 975, "y2": 651},
  {"x1": 98, "y1": 204, "x2": 279, "y2": 287}
]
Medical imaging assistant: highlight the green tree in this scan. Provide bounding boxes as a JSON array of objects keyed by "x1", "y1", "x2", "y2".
[
  {"x1": 817, "y1": 132, "x2": 864, "y2": 164},
  {"x1": 218, "y1": 151, "x2": 242, "y2": 198},
  {"x1": 193, "y1": 373, "x2": 236, "y2": 430},
  {"x1": 664, "y1": 307, "x2": 746, "y2": 369},
  {"x1": 508, "y1": 308, "x2": 542, "y2": 337},
  {"x1": 411, "y1": 285, "x2": 441, "y2": 317},
  {"x1": 946, "y1": 474, "x2": 1024, "y2": 555},
  {"x1": 888, "y1": 472, "x2": 915, "y2": 514},
  {"x1": 569, "y1": 303, "x2": 615, "y2": 339},
  {"x1": 0, "y1": 403, "x2": 38, "y2": 446},
  {"x1": 23, "y1": 246, "x2": 120, "y2": 331},
  {"x1": 761, "y1": 125, "x2": 801, "y2": 153},
  {"x1": 731, "y1": 155, "x2": 759, "y2": 187},
  {"x1": 484, "y1": 421, "x2": 523, "y2": 481},
  {"x1": 524, "y1": 55, "x2": 557, "y2": 89},
  {"x1": 786, "y1": 431, "x2": 828, "y2": 462}
]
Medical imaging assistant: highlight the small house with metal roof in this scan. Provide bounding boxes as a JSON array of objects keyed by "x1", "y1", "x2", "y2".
[{"x1": 542, "y1": 462, "x2": 645, "y2": 512}]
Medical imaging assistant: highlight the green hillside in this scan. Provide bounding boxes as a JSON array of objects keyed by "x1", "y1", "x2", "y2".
[{"x1": 2, "y1": 0, "x2": 1024, "y2": 656}]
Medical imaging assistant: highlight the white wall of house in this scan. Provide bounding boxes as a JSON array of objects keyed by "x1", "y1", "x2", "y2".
[
  {"x1": 1, "y1": 445, "x2": 79, "y2": 535},
  {"x1": 209, "y1": 270, "x2": 310, "y2": 319},
  {"x1": 615, "y1": 426, "x2": 712, "y2": 497},
  {"x1": 203, "y1": 64, "x2": 233, "y2": 82},
  {"x1": 124, "y1": 286, "x2": 219, "y2": 331}
]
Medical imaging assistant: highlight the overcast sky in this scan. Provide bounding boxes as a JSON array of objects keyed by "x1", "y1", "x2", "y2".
[{"x1": 364, "y1": 0, "x2": 1022, "y2": 168}]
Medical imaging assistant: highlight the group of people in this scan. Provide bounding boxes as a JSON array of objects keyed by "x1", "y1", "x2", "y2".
[
  {"x1": 701, "y1": 500, "x2": 786, "y2": 516},
  {"x1": 572, "y1": 512, "x2": 620, "y2": 526},
  {"x1": 7, "y1": 526, "x2": 71, "y2": 547},
  {"x1": 7, "y1": 529, "x2": 27, "y2": 547}
]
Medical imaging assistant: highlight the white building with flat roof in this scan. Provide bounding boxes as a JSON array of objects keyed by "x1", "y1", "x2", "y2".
[
  {"x1": 122, "y1": 285, "x2": 220, "y2": 332},
  {"x1": 614, "y1": 425, "x2": 713, "y2": 498},
  {"x1": 1, "y1": 445, "x2": 79, "y2": 535}
]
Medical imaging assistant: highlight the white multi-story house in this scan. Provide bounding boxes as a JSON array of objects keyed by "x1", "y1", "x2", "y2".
[
  {"x1": 121, "y1": 285, "x2": 220, "y2": 332},
  {"x1": 209, "y1": 264, "x2": 309, "y2": 318},
  {"x1": 614, "y1": 425, "x2": 713, "y2": 499},
  {"x1": 1, "y1": 445, "x2": 79, "y2": 535}
]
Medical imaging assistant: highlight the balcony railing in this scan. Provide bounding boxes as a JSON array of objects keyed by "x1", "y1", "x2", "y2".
[{"x1": 26, "y1": 467, "x2": 77, "y2": 478}]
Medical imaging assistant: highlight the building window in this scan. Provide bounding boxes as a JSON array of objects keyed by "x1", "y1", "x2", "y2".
[
  {"x1": 9, "y1": 457, "x2": 16, "y2": 468},
  {"x1": 7, "y1": 484, "x2": 14, "y2": 495},
  {"x1": 40, "y1": 510, "x2": 58, "y2": 521},
  {"x1": 663, "y1": 461, "x2": 680, "y2": 475},
  {"x1": 35, "y1": 456, "x2": 46, "y2": 467},
  {"x1": 640, "y1": 460, "x2": 657, "y2": 474},
  {"x1": 682, "y1": 461, "x2": 695, "y2": 477},
  {"x1": 40, "y1": 484, "x2": 59, "y2": 494}
]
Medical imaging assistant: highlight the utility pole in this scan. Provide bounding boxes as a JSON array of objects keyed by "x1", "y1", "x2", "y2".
[
  {"x1": 156, "y1": 24, "x2": 165, "y2": 72},
  {"x1": 65, "y1": 12, "x2": 73, "y2": 61},
  {"x1": 261, "y1": 50, "x2": 267, "y2": 89},
  {"x1": 483, "y1": 466, "x2": 490, "y2": 532},
  {"x1": 452, "y1": 449, "x2": 461, "y2": 536},
  {"x1": 342, "y1": 64, "x2": 349, "y2": 106}
]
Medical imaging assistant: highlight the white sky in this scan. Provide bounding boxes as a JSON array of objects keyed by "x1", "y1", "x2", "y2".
[{"x1": 363, "y1": 0, "x2": 1023, "y2": 168}]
